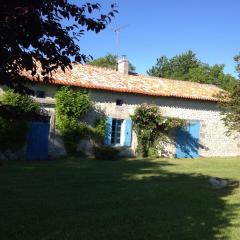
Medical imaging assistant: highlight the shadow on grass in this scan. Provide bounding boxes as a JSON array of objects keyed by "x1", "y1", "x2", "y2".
[
  {"x1": 0, "y1": 159, "x2": 239, "y2": 240},
  {"x1": 116, "y1": 159, "x2": 238, "y2": 239}
]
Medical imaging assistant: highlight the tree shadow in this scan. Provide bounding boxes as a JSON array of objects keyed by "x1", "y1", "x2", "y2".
[
  {"x1": 49, "y1": 158, "x2": 239, "y2": 239},
  {"x1": 0, "y1": 159, "x2": 239, "y2": 240},
  {"x1": 175, "y1": 128, "x2": 206, "y2": 158},
  {"x1": 111, "y1": 159, "x2": 239, "y2": 239}
]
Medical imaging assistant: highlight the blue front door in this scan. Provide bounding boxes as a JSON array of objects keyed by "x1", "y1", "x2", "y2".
[
  {"x1": 176, "y1": 121, "x2": 200, "y2": 158},
  {"x1": 26, "y1": 122, "x2": 50, "y2": 160}
]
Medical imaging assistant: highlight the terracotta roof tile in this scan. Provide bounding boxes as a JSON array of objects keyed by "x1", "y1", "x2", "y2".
[{"x1": 25, "y1": 63, "x2": 224, "y2": 102}]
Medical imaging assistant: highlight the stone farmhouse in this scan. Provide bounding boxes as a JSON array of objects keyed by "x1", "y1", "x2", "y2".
[{"x1": 2, "y1": 57, "x2": 240, "y2": 159}]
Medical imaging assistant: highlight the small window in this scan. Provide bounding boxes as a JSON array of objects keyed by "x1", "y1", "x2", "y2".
[
  {"x1": 35, "y1": 90, "x2": 45, "y2": 98},
  {"x1": 111, "y1": 119, "x2": 123, "y2": 145},
  {"x1": 116, "y1": 99, "x2": 123, "y2": 106}
]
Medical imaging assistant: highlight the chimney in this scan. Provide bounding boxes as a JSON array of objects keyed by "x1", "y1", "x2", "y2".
[{"x1": 117, "y1": 55, "x2": 129, "y2": 74}]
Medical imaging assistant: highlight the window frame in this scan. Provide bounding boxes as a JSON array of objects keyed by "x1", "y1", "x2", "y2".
[{"x1": 111, "y1": 118, "x2": 123, "y2": 146}]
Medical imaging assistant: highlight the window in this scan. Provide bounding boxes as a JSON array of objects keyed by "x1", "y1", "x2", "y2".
[
  {"x1": 116, "y1": 99, "x2": 123, "y2": 106},
  {"x1": 35, "y1": 90, "x2": 45, "y2": 98},
  {"x1": 104, "y1": 117, "x2": 133, "y2": 147},
  {"x1": 111, "y1": 119, "x2": 123, "y2": 145}
]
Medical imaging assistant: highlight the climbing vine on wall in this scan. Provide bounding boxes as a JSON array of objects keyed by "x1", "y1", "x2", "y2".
[
  {"x1": 55, "y1": 86, "x2": 108, "y2": 155},
  {"x1": 55, "y1": 86, "x2": 92, "y2": 155},
  {"x1": 131, "y1": 103, "x2": 185, "y2": 157}
]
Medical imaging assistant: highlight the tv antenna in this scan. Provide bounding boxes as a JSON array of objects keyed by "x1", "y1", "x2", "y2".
[{"x1": 112, "y1": 24, "x2": 129, "y2": 58}]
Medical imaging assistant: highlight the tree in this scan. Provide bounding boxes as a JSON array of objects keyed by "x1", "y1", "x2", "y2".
[
  {"x1": 148, "y1": 50, "x2": 237, "y2": 90},
  {"x1": 0, "y1": 1, "x2": 117, "y2": 92},
  {"x1": 188, "y1": 64, "x2": 237, "y2": 90},
  {"x1": 89, "y1": 54, "x2": 136, "y2": 72},
  {"x1": 147, "y1": 50, "x2": 200, "y2": 80},
  {"x1": 220, "y1": 82, "x2": 240, "y2": 134},
  {"x1": 220, "y1": 52, "x2": 240, "y2": 133}
]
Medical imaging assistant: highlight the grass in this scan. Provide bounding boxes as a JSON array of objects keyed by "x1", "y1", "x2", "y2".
[{"x1": 0, "y1": 157, "x2": 240, "y2": 240}]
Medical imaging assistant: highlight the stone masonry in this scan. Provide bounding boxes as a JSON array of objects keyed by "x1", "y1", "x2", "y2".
[{"x1": 27, "y1": 84, "x2": 240, "y2": 158}]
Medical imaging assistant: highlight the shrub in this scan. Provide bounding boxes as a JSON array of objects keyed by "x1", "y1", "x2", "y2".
[
  {"x1": 0, "y1": 117, "x2": 28, "y2": 154},
  {"x1": 93, "y1": 146, "x2": 120, "y2": 160},
  {"x1": 55, "y1": 86, "x2": 94, "y2": 155},
  {"x1": 55, "y1": 87, "x2": 115, "y2": 158},
  {"x1": 148, "y1": 147, "x2": 159, "y2": 158},
  {"x1": 0, "y1": 90, "x2": 40, "y2": 158},
  {"x1": 92, "y1": 116, "x2": 107, "y2": 145},
  {"x1": 131, "y1": 103, "x2": 185, "y2": 158},
  {"x1": 0, "y1": 89, "x2": 40, "y2": 113},
  {"x1": 58, "y1": 116, "x2": 92, "y2": 155},
  {"x1": 55, "y1": 86, "x2": 92, "y2": 119}
]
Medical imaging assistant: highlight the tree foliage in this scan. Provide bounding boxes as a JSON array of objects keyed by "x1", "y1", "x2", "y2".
[
  {"x1": 0, "y1": 90, "x2": 40, "y2": 113},
  {"x1": 55, "y1": 86, "x2": 92, "y2": 119},
  {"x1": 148, "y1": 50, "x2": 237, "y2": 90},
  {"x1": 0, "y1": 1, "x2": 117, "y2": 92},
  {"x1": 131, "y1": 104, "x2": 185, "y2": 157},
  {"x1": 55, "y1": 86, "x2": 108, "y2": 156},
  {"x1": 55, "y1": 86, "x2": 92, "y2": 154},
  {"x1": 220, "y1": 81, "x2": 240, "y2": 134},
  {"x1": 0, "y1": 90, "x2": 40, "y2": 158},
  {"x1": 93, "y1": 117, "x2": 107, "y2": 145},
  {"x1": 234, "y1": 53, "x2": 240, "y2": 74},
  {"x1": 148, "y1": 51, "x2": 200, "y2": 80},
  {"x1": 0, "y1": 118, "x2": 28, "y2": 156},
  {"x1": 219, "y1": 54, "x2": 240, "y2": 134},
  {"x1": 89, "y1": 54, "x2": 136, "y2": 72}
]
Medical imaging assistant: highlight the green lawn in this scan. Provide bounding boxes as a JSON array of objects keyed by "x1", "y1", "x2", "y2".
[{"x1": 1, "y1": 157, "x2": 240, "y2": 240}]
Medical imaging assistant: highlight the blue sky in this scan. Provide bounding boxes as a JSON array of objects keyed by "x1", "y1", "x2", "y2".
[{"x1": 78, "y1": 0, "x2": 240, "y2": 77}]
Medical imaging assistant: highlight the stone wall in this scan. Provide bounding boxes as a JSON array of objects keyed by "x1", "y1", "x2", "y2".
[
  {"x1": 89, "y1": 90, "x2": 240, "y2": 157},
  {"x1": 1, "y1": 84, "x2": 240, "y2": 158}
]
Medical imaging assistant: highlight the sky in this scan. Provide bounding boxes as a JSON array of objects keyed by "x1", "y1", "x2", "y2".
[{"x1": 77, "y1": 0, "x2": 240, "y2": 77}]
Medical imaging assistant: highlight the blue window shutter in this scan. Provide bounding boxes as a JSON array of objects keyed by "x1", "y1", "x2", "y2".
[
  {"x1": 176, "y1": 120, "x2": 200, "y2": 158},
  {"x1": 104, "y1": 117, "x2": 112, "y2": 145},
  {"x1": 124, "y1": 119, "x2": 132, "y2": 147}
]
